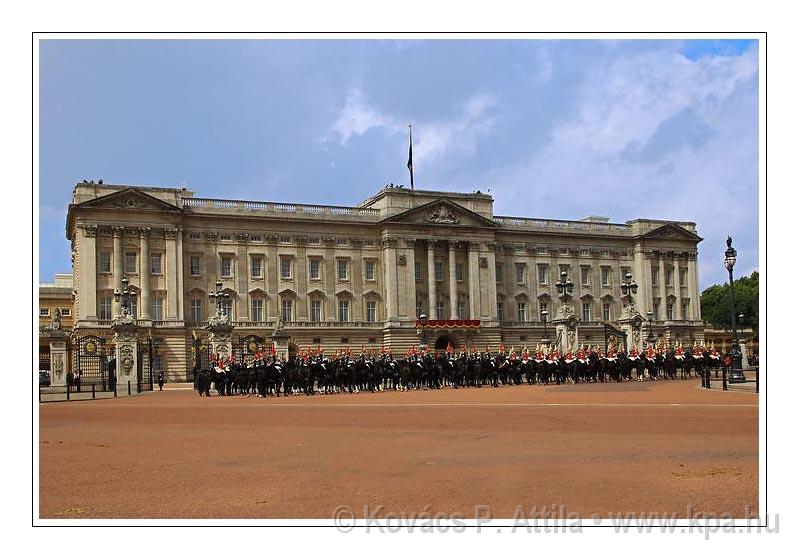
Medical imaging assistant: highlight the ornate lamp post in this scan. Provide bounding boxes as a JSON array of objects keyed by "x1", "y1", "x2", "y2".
[
  {"x1": 111, "y1": 277, "x2": 138, "y2": 392},
  {"x1": 724, "y1": 237, "x2": 743, "y2": 377},
  {"x1": 113, "y1": 278, "x2": 136, "y2": 317},
  {"x1": 646, "y1": 310, "x2": 657, "y2": 347},
  {"x1": 555, "y1": 270, "x2": 574, "y2": 302},
  {"x1": 208, "y1": 279, "x2": 231, "y2": 318},
  {"x1": 620, "y1": 272, "x2": 639, "y2": 309},
  {"x1": 206, "y1": 279, "x2": 234, "y2": 361},
  {"x1": 416, "y1": 313, "x2": 428, "y2": 351},
  {"x1": 540, "y1": 309, "x2": 550, "y2": 347}
]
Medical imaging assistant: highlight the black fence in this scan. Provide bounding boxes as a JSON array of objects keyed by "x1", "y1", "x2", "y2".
[{"x1": 38, "y1": 378, "x2": 146, "y2": 402}]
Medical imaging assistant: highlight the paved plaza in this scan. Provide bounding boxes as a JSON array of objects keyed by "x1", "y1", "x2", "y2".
[{"x1": 38, "y1": 380, "x2": 758, "y2": 519}]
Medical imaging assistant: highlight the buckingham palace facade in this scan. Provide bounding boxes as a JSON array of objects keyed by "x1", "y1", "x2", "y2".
[{"x1": 65, "y1": 182, "x2": 704, "y2": 381}]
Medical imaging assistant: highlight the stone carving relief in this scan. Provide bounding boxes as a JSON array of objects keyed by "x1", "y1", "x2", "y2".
[
  {"x1": 53, "y1": 354, "x2": 64, "y2": 381},
  {"x1": 428, "y1": 204, "x2": 458, "y2": 224},
  {"x1": 397, "y1": 254, "x2": 407, "y2": 266},
  {"x1": 120, "y1": 345, "x2": 135, "y2": 376}
]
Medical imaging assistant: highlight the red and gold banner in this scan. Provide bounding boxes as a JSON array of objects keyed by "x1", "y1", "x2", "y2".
[{"x1": 415, "y1": 319, "x2": 481, "y2": 329}]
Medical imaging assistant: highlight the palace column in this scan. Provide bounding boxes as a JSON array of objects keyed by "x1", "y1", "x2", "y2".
[
  {"x1": 79, "y1": 224, "x2": 98, "y2": 319},
  {"x1": 138, "y1": 228, "x2": 151, "y2": 319},
  {"x1": 632, "y1": 243, "x2": 648, "y2": 314},
  {"x1": 382, "y1": 238, "x2": 398, "y2": 322},
  {"x1": 468, "y1": 241, "x2": 480, "y2": 319},
  {"x1": 165, "y1": 227, "x2": 179, "y2": 320},
  {"x1": 658, "y1": 254, "x2": 667, "y2": 321},
  {"x1": 448, "y1": 241, "x2": 458, "y2": 319},
  {"x1": 687, "y1": 253, "x2": 699, "y2": 320},
  {"x1": 673, "y1": 254, "x2": 681, "y2": 320},
  {"x1": 485, "y1": 243, "x2": 498, "y2": 320},
  {"x1": 427, "y1": 240, "x2": 437, "y2": 318},
  {"x1": 402, "y1": 238, "x2": 417, "y2": 319},
  {"x1": 112, "y1": 226, "x2": 123, "y2": 317},
  {"x1": 176, "y1": 226, "x2": 185, "y2": 320}
]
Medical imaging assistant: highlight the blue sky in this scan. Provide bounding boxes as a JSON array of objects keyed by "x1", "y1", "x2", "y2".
[{"x1": 39, "y1": 38, "x2": 758, "y2": 289}]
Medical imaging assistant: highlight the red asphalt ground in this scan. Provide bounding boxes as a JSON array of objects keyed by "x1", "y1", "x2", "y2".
[{"x1": 38, "y1": 380, "x2": 758, "y2": 519}]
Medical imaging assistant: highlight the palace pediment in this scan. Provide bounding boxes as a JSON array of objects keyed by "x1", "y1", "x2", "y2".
[
  {"x1": 76, "y1": 188, "x2": 182, "y2": 213},
  {"x1": 636, "y1": 223, "x2": 702, "y2": 242},
  {"x1": 381, "y1": 198, "x2": 497, "y2": 228}
]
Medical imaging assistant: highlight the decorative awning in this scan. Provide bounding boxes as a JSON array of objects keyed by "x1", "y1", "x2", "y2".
[{"x1": 415, "y1": 319, "x2": 481, "y2": 329}]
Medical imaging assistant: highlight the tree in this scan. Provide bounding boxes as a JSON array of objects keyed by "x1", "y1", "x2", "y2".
[{"x1": 700, "y1": 271, "x2": 759, "y2": 334}]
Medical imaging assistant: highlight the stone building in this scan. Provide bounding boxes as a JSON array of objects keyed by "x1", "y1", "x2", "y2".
[
  {"x1": 38, "y1": 273, "x2": 74, "y2": 372},
  {"x1": 65, "y1": 182, "x2": 704, "y2": 381}
]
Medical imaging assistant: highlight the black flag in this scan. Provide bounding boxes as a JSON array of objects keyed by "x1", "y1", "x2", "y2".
[{"x1": 407, "y1": 125, "x2": 414, "y2": 190}]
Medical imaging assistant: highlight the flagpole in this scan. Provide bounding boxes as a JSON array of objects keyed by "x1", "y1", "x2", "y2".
[{"x1": 407, "y1": 124, "x2": 414, "y2": 190}]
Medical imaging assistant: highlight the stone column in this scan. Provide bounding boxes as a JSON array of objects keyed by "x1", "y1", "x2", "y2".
[
  {"x1": 688, "y1": 254, "x2": 700, "y2": 320},
  {"x1": 402, "y1": 239, "x2": 417, "y2": 319},
  {"x1": 139, "y1": 228, "x2": 151, "y2": 319},
  {"x1": 658, "y1": 254, "x2": 667, "y2": 321},
  {"x1": 237, "y1": 233, "x2": 250, "y2": 321},
  {"x1": 485, "y1": 243, "x2": 498, "y2": 321},
  {"x1": 165, "y1": 227, "x2": 179, "y2": 320},
  {"x1": 632, "y1": 243, "x2": 647, "y2": 315},
  {"x1": 673, "y1": 254, "x2": 681, "y2": 323},
  {"x1": 112, "y1": 227, "x2": 123, "y2": 317},
  {"x1": 79, "y1": 224, "x2": 98, "y2": 319},
  {"x1": 176, "y1": 226, "x2": 185, "y2": 320},
  {"x1": 382, "y1": 238, "x2": 398, "y2": 322},
  {"x1": 427, "y1": 240, "x2": 437, "y2": 318},
  {"x1": 112, "y1": 319, "x2": 139, "y2": 391},
  {"x1": 448, "y1": 241, "x2": 458, "y2": 319},
  {"x1": 468, "y1": 241, "x2": 480, "y2": 319}
]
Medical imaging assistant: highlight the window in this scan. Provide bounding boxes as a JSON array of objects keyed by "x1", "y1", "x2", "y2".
[
  {"x1": 665, "y1": 267, "x2": 673, "y2": 287},
  {"x1": 517, "y1": 302, "x2": 526, "y2": 322},
  {"x1": 652, "y1": 302, "x2": 659, "y2": 321},
  {"x1": 582, "y1": 302, "x2": 592, "y2": 321},
  {"x1": 667, "y1": 302, "x2": 674, "y2": 320},
  {"x1": 455, "y1": 263, "x2": 464, "y2": 282},
  {"x1": 651, "y1": 267, "x2": 659, "y2": 287},
  {"x1": 190, "y1": 256, "x2": 201, "y2": 276},
  {"x1": 40, "y1": 308, "x2": 50, "y2": 317},
  {"x1": 414, "y1": 261, "x2": 422, "y2": 282},
  {"x1": 124, "y1": 252, "x2": 137, "y2": 274},
  {"x1": 60, "y1": 308, "x2": 71, "y2": 317},
  {"x1": 581, "y1": 266, "x2": 590, "y2": 286},
  {"x1": 497, "y1": 302, "x2": 504, "y2": 322},
  {"x1": 436, "y1": 301, "x2": 444, "y2": 320},
  {"x1": 280, "y1": 257, "x2": 292, "y2": 279},
  {"x1": 99, "y1": 252, "x2": 111, "y2": 273},
  {"x1": 680, "y1": 268, "x2": 688, "y2": 287},
  {"x1": 601, "y1": 267, "x2": 611, "y2": 287},
  {"x1": 129, "y1": 298, "x2": 138, "y2": 319},
  {"x1": 457, "y1": 300, "x2": 466, "y2": 320},
  {"x1": 281, "y1": 299, "x2": 292, "y2": 322},
  {"x1": 251, "y1": 256, "x2": 263, "y2": 279},
  {"x1": 151, "y1": 297, "x2": 164, "y2": 321},
  {"x1": 251, "y1": 298, "x2": 264, "y2": 322},
  {"x1": 364, "y1": 260, "x2": 376, "y2": 281},
  {"x1": 337, "y1": 259, "x2": 348, "y2": 281},
  {"x1": 434, "y1": 261, "x2": 444, "y2": 281},
  {"x1": 495, "y1": 265, "x2": 503, "y2": 283},
  {"x1": 621, "y1": 267, "x2": 630, "y2": 282},
  {"x1": 310, "y1": 299, "x2": 322, "y2": 322},
  {"x1": 150, "y1": 253, "x2": 162, "y2": 275},
  {"x1": 602, "y1": 302, "x2": 611, "y2": 321},
  {"x1": 99, "y1": 297, "x2": 112, "y2": 320},
  {"x1": 538, "y1": 264, "x2": 548, "y2": 285},
  {"x1": 682, "y1": 302, "x2": 689, "y2": 320},
  {"x1": 539, "y1": 302, "x2": 548, "y2": 321},
  {"x1": 338, "y1": 299, "x2": 350, "y2": 322},
  {"x1": 416, "y1": 301, "x2": 424, "y2": 318},
  {"x1": 220, "y1": 256, "x2": 233, "y2": 278},
  {"x1": 515, "y1": 263, "x2": 525, "y2": 284},
  {"x1": 368, "y1": 337, "x2": 377, "y2": 345},
  {"x1": 366, "y1": 301, "x2": 377, "y2": 322},
  {"x1": 220, "y1": 299, "x2": 232, "y2": 320},
  {"x1": 309, "y1": 258, "x2": 321, "y2": 280},
  {"x1": 190, "y1": 298, "x2": 202, "y2": 322}
]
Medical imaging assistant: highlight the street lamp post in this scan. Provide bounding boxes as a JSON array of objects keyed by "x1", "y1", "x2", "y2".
[
  {"x1": 113, "y1": 278, "x2": 136, "y2": 318},
  {"x1": 416, "y1": 313, "x2": 428, "y2": 351},
  {"x1": 646, "y1": 310, "x2": 657, "y2": 347},
  {"x1": 555, "y1": 270, "x2": 574, "y2": 301},
  {"x1": 723, "y1": 236, "x2": 743, "y2": 379},
  {"x1": 208, "y1": 279, "x2": 231, "y2": 318},
  {"x1": 541, "y1": 309, "x2": 550, "y2": 348},
  {"x1": 620, "y1": 272, "x2": 639, "y2": 307}
]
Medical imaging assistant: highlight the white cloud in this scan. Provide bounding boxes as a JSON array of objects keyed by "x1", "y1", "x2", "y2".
[{"x1": 328, "y1": 87, "x2": 497, "y2": 165}]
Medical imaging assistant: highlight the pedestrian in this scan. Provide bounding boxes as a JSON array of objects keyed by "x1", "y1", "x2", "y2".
[
  {"x1": 157, "y1": 369, "x2": 165, "y2": 391},
  {"x1": 75, "y1": 369, "x2": 82, "y2": 393}
]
